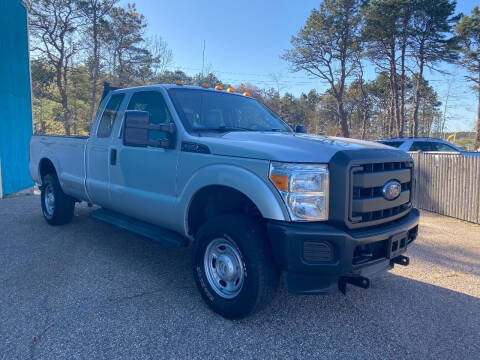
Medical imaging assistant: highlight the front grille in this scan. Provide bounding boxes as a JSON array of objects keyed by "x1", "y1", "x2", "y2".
[{"x1": 349, "y1": 161, "x2": 413, "y2": 226}]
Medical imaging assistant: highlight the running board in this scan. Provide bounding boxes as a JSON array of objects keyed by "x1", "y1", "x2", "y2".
[{"x1": 89, "y1": 208, "x2": 188, "y2": 248}]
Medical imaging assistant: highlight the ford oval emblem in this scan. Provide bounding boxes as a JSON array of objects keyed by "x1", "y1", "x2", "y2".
[{"x1": 382, "y1": 180, "x2": 402, "y2": 200}]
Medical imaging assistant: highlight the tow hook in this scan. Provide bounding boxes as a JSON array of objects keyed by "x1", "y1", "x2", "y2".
[
  {"x1": 390, "y1": 255, "x2": 410, "y2": 266},
  {"x1": 338, "y1": 276, "x2": 370, "y2": 295}
]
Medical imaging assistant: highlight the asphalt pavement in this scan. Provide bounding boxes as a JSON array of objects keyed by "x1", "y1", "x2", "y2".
[{"x1": 1, "y1": 194, "x2": 479, "y2": 359}]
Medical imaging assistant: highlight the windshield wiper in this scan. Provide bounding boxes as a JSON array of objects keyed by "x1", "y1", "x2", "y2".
[{"x1": 194, "y1": 126, "x2": 251, "y2": 132}]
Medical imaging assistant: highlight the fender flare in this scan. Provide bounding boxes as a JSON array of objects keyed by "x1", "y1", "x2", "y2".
[
  {"x1": 178, "y1": 164, "x2": 290, "y2": 234},
  {"x1": 36, "y1": 152, "x2": 62, "y2": 186}
]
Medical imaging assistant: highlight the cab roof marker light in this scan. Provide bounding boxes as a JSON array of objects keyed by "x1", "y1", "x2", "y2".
[
  {"x1": 201, "y1": 83, "x2": 209, "y2": 88},
  {"x1": 176, "y1": 80, "x2": 184, "y2": 85},
  {"x1": 243, "y1": 91, "x2": 251, "y2": 97},
  {"x1": 215, "y1": 85, "x2": 223, "y2": 90},
  {"x1": 227, "y1": 87, "x2": 235, "y2": 93}
]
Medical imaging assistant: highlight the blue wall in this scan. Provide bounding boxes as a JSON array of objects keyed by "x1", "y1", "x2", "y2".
[{"x1": 0, "y1": 0, "x2": 33, "y2": 196}]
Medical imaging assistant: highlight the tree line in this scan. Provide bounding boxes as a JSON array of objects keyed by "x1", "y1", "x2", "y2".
[
  {"x1": 27, "y1": 0, "x2": 480, "y2": 144},
  {"x1": 283, "y1": 0, "x2": 480, "y2": 143}
]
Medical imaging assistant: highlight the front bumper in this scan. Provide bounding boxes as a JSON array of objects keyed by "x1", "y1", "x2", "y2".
[{"x1": 267, "y1": 208, "x2": 420, "y2": 294}]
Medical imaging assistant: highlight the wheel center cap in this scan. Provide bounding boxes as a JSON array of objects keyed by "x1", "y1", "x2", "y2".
[{"x1": 217, "y1": 254, "x2": 236, "y2": 281}]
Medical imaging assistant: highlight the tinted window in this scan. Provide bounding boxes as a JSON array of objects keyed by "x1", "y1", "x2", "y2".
[
  {"x1": 434, "y1": 143, "x2": 458, "y2": 152},
  {"x1": 97, "y1": 93, "x2": 125, "y2": 138},
  {"x1": 168, "y1": 88, "x2": 291, "y2": 132},
  {"x1": 378, "y1": 141, "x2": 403, "y2": 148},
  {"x1": 409, "y1": 141, "x2": 435, "y2": 151},
  {"x1": 127, "y1": 91, "x2": 172, "y2": 140}
]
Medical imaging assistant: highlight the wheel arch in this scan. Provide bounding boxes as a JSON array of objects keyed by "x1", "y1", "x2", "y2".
[
  {"x1": 180, "y1": 164, "x2": 289, "y2": 237},
  {"x1": 38, "y1": 157, "x2": 58, "y2": 183}
]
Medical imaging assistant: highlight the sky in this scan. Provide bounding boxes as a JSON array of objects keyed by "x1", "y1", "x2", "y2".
[{"x1": 120, "y1": 0, "x2": 479, "y2": 133}]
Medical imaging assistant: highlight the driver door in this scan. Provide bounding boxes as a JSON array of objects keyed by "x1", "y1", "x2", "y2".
[{"x1": 108, "y1": 90, "x2": 180, "y2": 229}]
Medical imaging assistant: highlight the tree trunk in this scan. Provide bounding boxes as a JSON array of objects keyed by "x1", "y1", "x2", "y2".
[
  {"x1": 389, "y1": 40, "x2": 400, "y2": 137},
  {"x1": 389, "y1": 94, "x2": 395, "y2": 137},
  {"x1": 400, "y1": 41, "x2": 406, "y2": 138},
  {"x1": 476, "y1": 79, "x2": 480, "y2": 142},
  {"x1": 475, "y1": 84, "x2": 480, "y2": 142},
  {"x1": 337, "y1": 100, "x2": 350, "y2": 138},
  {"x1": 412, "y1": 47, "x2": 424, "y2": 138},
  {"x1": 361, "y1": 110, "x2": 367, "y2": 140},
  {"x1": 89, "y1": 10, "x2": 99, "y2": 123},
  {"x1": 360, "y1": 81, "x2": 368, "y2": 140}
]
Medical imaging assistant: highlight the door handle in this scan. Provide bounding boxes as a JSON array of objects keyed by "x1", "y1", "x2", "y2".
[{"x1": 110, "y1": 148, "x2": 117, "y2": 166}]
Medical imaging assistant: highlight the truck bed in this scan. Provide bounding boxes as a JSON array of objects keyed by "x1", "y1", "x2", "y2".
[{"x1": 29, "y1": 135, "x2": 89, "y2": 201}]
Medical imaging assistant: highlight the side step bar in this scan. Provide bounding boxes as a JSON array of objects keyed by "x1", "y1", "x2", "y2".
[{"x1": 89, "y1": 208, "x2": 189, "y2": 248}]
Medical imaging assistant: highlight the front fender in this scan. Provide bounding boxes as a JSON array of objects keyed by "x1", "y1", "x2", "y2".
[{"x1": 177, "y1": 164, "x2": 290, "y2": 234}]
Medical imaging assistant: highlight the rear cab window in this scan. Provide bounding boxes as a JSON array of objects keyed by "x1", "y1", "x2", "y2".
[{"x1": 97, "y1": 93, "x2": 125, "y2": 138}]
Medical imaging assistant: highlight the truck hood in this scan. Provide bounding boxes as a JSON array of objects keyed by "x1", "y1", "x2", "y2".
[{"x1": 197, "y1": 132, "x2": 395, "y2": 163}]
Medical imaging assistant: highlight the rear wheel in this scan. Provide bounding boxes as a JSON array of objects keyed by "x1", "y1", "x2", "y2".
[
  {"x1": 41, "y1": 173, "x2": 75, "y2": 225},
  {"x1": 192, "y1": 214, "x2": 279, "y2": 319}
]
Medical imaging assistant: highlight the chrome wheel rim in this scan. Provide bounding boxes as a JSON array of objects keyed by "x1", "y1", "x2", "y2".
[
  {"x1": 44, "y1": 184, "x2": 55, "y2": 216},
  {"x1": 204, "y1": 237, "x2": 245, "y2": 299}
]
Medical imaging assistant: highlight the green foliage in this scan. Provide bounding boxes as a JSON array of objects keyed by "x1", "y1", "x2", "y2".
[
  {"x1": 455, "y1": 6, "x2": 480, "y2": 80},
  {"x1": 282, "y1": 0, "x2": 362, "y2": 137},
  {"x1": 455, "y1": 6, "x2": 480, "y2": 141}
]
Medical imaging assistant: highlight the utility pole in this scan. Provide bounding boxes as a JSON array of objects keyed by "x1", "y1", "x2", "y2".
[{"x1": 202, "y1": 40, "x2": 205, "y2": 77}]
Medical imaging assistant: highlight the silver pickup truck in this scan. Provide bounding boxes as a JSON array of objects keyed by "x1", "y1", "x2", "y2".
[{"x1": 30, "y1": 83, "x2": 419, "y2": 319}]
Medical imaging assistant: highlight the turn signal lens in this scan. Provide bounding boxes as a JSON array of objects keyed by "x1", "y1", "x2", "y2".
[
  {"x1": 176, "y1": 80, "x2": 184, "y2": 85},
  {"x1": 227, "y1": 87, "x2": 235, "y2": 93},
  {"x1": 243, "y1": 91, "x2": 251, "y2": 97},
  {"x1": 215, "y1": 85, "x2": 223, "y2": 90},
  {"x1": 269, "y1": 173, "x2": 289, "y2": 191}
]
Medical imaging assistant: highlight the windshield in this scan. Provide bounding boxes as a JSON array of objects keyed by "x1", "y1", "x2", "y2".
[{"x1": 168, "y1": 88, "x2": 292, "y2": 133}]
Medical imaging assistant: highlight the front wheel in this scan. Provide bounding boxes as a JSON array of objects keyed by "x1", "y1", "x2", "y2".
[
  {"x1": 192, "y1": 214, "x2": 279, "y2": 319},
  {"x1": 41, "y1": 173, "x2": 75, "y2": 225}
]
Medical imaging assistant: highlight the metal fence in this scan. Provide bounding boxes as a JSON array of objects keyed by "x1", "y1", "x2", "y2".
[{"x1": 410, "y1": 152, "x2": 480, "y2": 224}]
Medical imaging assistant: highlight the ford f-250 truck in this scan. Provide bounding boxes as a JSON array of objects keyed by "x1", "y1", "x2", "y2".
[{"x1": 30, "y1": 83, "x2": 419, "y2": 319}]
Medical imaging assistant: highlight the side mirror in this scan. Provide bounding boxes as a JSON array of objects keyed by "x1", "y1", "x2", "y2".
[
  {"x1": 123, "y1": 110, "x2": 175, "y2": 148},
  {"x1": 295, "y1": 125, "x2": 307, "y2": 134}
]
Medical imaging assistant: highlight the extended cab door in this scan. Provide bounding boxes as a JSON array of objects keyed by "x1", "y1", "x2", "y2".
[
  {"x1": 86, "y1": 92, "x2": 126, "y2": 207},
  {"x1": 108, "y1": 89, "x2": 179, "y2": 229}
]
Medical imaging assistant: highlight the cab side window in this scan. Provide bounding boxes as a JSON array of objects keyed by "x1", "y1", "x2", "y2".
[
  {"x1": 434, "y1": 143, "x2": 458, "y2": 152},
  {"x1": 97, "y1": 93, "x2": 125, "y2": 138},
  {"x1": 409, "y1": 141, "x2": 435, "y2": 152},
  {"x1": 127, "y1": 91, "x2": 172, "y2": 140}
]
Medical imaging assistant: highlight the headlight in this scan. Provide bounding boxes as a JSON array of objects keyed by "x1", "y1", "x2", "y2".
[{"x1": 269, "y1": 162, "x2": 329, "y2": 221}]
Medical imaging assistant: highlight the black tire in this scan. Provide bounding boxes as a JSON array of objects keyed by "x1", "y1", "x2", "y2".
[
  {"x1": 192, "y1": 214, "x2": 279, "y2": 319},
  {"x1": 41, "y1": 173, "x2": 75, "y2": 225}
]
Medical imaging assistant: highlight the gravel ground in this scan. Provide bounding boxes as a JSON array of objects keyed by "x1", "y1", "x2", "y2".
[{"x1": 0, "y1": 194, "x2": 479, "y2": 360}]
